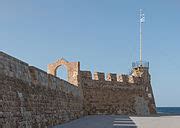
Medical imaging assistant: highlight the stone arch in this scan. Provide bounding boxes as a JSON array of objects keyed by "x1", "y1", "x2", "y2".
[
  {"x1": 48, "y1": 58, "x2": 68, "y2": 76},
  {"x1": 48, "y1": 58, "x2": 80, "y2": 86}
]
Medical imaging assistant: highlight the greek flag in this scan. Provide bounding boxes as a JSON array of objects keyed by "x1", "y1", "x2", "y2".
[{"x1": 140, "y1": 13, "x2": 145, "y2": 23}]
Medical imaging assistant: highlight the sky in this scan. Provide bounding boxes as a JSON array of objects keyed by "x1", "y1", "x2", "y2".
[{"x1": 0, "y1": 0, "x2": 180, "y2": 107}]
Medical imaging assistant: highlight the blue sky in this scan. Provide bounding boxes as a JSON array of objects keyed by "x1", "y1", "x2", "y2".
[{"x1": 0, "y1": 0, "x2": 180, "y2": 107}]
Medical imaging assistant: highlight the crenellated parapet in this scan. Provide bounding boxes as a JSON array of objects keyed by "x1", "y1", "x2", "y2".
[
  {"x1": 94, "y1": 72, "x2": 105, "y2": 80},
  {"x1": 79, "y1": 70, "x2": 142, "y2": 85},
  {"x1": 80, "y1": 71, "x2": 92, "y2": 80},
  {"x1": 117, "y1": 74, "x2": 128, "y2": 83}
]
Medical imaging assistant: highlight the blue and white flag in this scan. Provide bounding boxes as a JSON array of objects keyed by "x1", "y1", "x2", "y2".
[{"x1": 140, "y1": 13, "x2": 145, "y2": 23}]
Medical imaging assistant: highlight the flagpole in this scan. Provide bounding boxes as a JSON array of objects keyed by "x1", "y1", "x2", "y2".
[{"x1": 140, "y1": 9, "x2": 142, "y2": 66}]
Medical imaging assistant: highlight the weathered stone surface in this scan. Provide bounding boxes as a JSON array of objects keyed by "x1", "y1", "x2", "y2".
[
  {"x1": 0, "y1": 51, "x2": 156, "y2": 128},
  {"x1": 0, "y1": 52, "x2": 83, "y2": 128},
  {"x1": 80, "y1": 69, "x2": 156, "y2": 116}
]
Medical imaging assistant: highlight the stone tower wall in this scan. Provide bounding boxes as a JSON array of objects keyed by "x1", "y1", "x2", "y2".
[{"x1": 80, "y1": 70, "x2": 156, "y2": 116}]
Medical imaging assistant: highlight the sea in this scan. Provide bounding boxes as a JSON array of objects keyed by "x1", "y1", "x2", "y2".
[{"x1": 157, "y1": 107, "x2": 180, "y2": 115}]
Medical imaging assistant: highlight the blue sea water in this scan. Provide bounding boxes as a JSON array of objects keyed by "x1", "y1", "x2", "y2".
[{"x1": 157, "y1": 107, "x2": 180, "y2": 115}]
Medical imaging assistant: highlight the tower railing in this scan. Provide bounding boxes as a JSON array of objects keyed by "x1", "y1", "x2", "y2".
[{"x1": 132, "y1": 61, "x2": 149, "y2": 69}]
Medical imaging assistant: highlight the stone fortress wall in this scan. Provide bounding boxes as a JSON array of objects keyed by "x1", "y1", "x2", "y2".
[
  {"x1": 0, "y1": 52, "x2": 83, "y2": 128},
  {"x1": 80, "y1": 70, "x2": 156, "y2": 116},
  {"x1": 0, "y1": 51, "x2": 156, "y2": 128}
]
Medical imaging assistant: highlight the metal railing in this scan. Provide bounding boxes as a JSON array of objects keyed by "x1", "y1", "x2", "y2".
[{"x1": 132, "y1": 61, "x2": 149, "y2": 69}]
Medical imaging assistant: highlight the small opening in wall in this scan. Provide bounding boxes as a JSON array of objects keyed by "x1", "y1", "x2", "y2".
[{"x1": 56, "y1": 65, "x2": 68, "y2": 81}]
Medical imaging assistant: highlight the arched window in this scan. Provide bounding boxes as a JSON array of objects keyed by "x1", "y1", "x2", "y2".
[{"x1": 56, "y1": 65, "x2": 68, "y2": 81}]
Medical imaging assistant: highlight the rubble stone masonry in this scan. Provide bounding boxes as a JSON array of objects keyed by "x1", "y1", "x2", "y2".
[
  {"x1": 80, "y1": 71, "x2": 156, "y2": 116},
  {"x1": 0, "y1": 51, "x2": 156, "y2": 128},
  {"x1": 0, "y1": 52, "x2": 83, "y2": 128}
]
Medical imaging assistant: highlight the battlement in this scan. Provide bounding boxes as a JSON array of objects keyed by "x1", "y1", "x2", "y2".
[
  {"x1": 117, "y1": 74, "x2": 129, "y2": 83},
  {"x1": 80, "y1": 71, "x2": 92, "y2": 80},
  {"x1": 80, "y1": 70, "x2": 143, "y2": 85},
  {"x1": 94, "y1": 72, "x2": 105, "y2": 80},
  {"x1": 106, "y1": 73, "x2": 117, "y2": 81}
]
